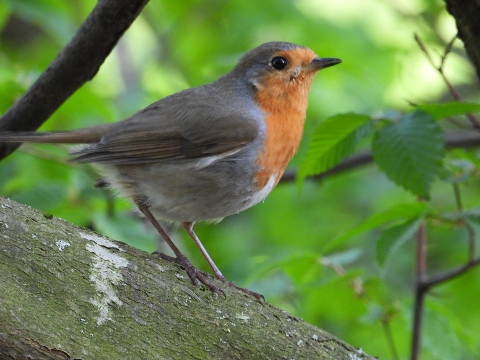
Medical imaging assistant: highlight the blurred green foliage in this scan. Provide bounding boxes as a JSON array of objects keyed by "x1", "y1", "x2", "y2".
[{"x1": 1, "y1": 0, "x2": 480, "y2": 359}]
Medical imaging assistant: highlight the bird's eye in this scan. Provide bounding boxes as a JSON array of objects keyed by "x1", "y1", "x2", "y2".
[{"x1": 270, "y1": 56, "x2": 288, "y2": 70}]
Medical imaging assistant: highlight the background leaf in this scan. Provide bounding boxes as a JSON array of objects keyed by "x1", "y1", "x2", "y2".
[
  {"x1": 376, "y1": 218, "x2": 422, "y2": 269},
  {"x1": 422, "y1": 301, "x2": 462, "y2": 360},
  {"x1": 1, "y1": 1, "x2": 480, "y2": 359},
  {"x1": 372, "y1": 110, "x2": 445, "y2": 198},
  {"x1": 324, "y1": 201, "x2": 430, "y2": 252},
  {"x1": 297, "y1": 113, "x2": 372, "y2": 185},
  {"x1": 417, "y1": 102, "x2": 480, "y2": 120}
]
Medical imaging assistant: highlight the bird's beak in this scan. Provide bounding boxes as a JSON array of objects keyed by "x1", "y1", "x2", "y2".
[{"x1": 306, "y1": 57, "x2": 342, "y2": 72}]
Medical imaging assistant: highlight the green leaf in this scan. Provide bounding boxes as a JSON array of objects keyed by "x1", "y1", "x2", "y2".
[
  {"x1": 249, "y1": 252, "x2": 321, "y2": 286},
  {"x1": 417, "y1": 102, "x2": 480, "y2": 120},
  {"x1": 323, "y1": 202, "x2": 429, "y2": 252},
  {"x1": 297, "y1": 113, "x2": 372, "y2": 186},
  {"x1": 465, "y1": 208, "x2": 480, "y2": 224},
  {"x1": 0, "y1": 2, "x2": 11, "y2": 30},
  {"x1": 372, "y1": 110, "x2": 445, "y2": 198},
  {"x1": 376, "y1": 218, "x2": 421, "y2": 268},
  {"x1": 423, "y1": 301, "x2": 462, "y2": 360}
]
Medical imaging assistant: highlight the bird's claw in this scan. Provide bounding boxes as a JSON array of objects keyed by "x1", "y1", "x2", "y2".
[
  {"x1": 153, "y1": 251, "x2": 226, "y2": 298},
  {"x1": 152, "y1": 251, "x2": 264, "y2": 300}
]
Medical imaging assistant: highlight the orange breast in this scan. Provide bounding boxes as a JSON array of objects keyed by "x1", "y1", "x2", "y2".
[{"x1": 254, "y1": 75, "x2": 309, "y2": 189}]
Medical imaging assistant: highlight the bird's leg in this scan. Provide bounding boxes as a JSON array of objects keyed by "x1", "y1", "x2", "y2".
[
  {"x1": 181, "y1": 222, "x2": 226, "y2": 281},
  {"x1": 134, "y1": 201, "x2": 223, "y2": 296},
  {"x1": 181, "y1": 222, "x2": 264, "y2": 301}
]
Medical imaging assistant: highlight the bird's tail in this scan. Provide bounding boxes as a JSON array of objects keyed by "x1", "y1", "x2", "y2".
[{"x1": 0, "y1": 125, "x2": 109, "y2": 144}]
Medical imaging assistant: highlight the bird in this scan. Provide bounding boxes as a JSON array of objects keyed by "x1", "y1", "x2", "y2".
[{"x1": 0, "y1": 41, "x2": 341, "y2": 299}]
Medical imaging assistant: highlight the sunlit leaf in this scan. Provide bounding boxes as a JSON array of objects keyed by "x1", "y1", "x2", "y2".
[
  {"x1": 417, "y1": 102, "x2": 480, "y2": 121},
  {"x1": 297, "y1": 113, "x2": 372, "y2": 186},
  {"x1": 372, "y1": 110, "x2": 445, "y2": 198}
]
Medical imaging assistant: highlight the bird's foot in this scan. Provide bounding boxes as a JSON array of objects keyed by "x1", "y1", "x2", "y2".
[
  {"x1": 223, "y1": 280, "x2": 265, "y2": 301},
  {"x1": 153, "y1": 251, "x2": 264, "y2": 300},
  {"x1": 153, "y1": 251, "x2": 225, "y2": 297},
  {"x1": 202, "y1": 271, "x2": 264, "y2": 301}
]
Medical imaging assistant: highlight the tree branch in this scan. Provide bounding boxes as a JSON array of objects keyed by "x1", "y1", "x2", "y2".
[
  {"x1": 414, "y1": 33, "x2": 480, "y2": 129},
  {"x1": 423, "y1": 255, "x2": 480, "y2": 290},
  {"x1": 410, "y1": 220, "x2": 428, "y2": 360},
  {"x1": 280, "y1": 130, "x2": 480, "y2": 183},
  {"x1": 445, "y1": 0, "x2": 480, "y2": 83},
  {"x1": 0, "y1": 196, "x2": 374, "y2": 359},
  {"x1": 0, "y1": 0, "x2": 149, "y2": 160}
]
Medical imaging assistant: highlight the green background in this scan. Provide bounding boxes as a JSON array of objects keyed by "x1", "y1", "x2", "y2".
[{"x1": 0, "y1": 0, "x2": 479, "y2": 359}]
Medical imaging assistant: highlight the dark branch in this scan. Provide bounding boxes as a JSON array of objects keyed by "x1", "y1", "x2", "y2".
[
  {"x1": 414, "y1": 33, "x2": 480, "y2": 130},
  {"x1": 422, "y1": 255, "x2": 480, "y2": 290},
  {"x1": 0, "y1": 0, "x2": 149, "y2": 160},
  {"x1": 445, "y1": 0, "x2": 480, "y2": 83},
  {"x1": 411, "y1": 221, "x2": 428, "y2": 360},
  {"x1": 280, "y1": 131, "x2": 480, "y2": 183}
]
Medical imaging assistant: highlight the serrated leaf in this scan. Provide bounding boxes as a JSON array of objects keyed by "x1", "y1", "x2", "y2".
[
  {"x1": 372, "y1": 110, "x2": 445, "y2": 198},
  {"x1": 417, "y1": 102, "x2": 480, "y2": 120},
  {"x1": 323, "y1": 202, "x2": 429, "y2": 252},
  {"x1": 376, "y1": 219, "x2": 421, "y2": 268},
  {"x1": 297, "y1": 113, "x2": 372, "y2": 186}
]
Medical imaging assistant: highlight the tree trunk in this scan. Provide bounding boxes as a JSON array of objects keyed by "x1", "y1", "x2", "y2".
[
  {"x1": 0, "y1": 196, "x2": 374, "y2": 360},
  {"x1": 445, "y1": 0, "x2": 480, "y2": 82}
]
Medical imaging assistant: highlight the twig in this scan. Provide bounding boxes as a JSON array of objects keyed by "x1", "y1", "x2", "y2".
[
  {"x1": 322, "y1": 256, "x2": 400, "y2": 359},
  {"x1": 382, "y1": 315, "x2": 400, "y2": 360},
  {"x1": 422, "y1": 255, "x2": 480, "y2": 289},
  {"x1": 410, "y1": 220, "x2": 427, "y2": 360},
  {"x1": 279, "y1": 131, "x2": 480, "y2": 183},
  {"x1": 414, "y1": 33, "x2": 480, "y2": 130},
  {"x1": 465, "y1": 222, "x2": 476, "y2": 262},
  {"x1": 452, "y1": 183, "x2": 476, "y2": 261},
  {"x1": 409, "y1": 189, "x2": 478, "y2": 359},
  {"x1": 453, "y1": 182, "x2": 463, "y2": 212}
]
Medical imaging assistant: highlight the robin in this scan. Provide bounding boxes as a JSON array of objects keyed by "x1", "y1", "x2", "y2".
[{"x1": 0, "y1": 42, "x2": 341, "y2": 299}]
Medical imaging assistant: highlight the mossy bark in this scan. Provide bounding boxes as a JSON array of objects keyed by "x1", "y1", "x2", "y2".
[{"x1": 0, "y1": 196, "x2": 374, "y2": 359}]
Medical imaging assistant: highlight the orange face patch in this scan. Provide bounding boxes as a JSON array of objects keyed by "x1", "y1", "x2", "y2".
[{"x1": 254, "y1": 47, "x2": 319, "y2": 189}]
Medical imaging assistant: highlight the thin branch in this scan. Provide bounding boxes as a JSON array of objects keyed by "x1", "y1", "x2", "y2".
[
  {"x1": 453, "y1": 183, "x2": 463, "y2": 212},
  {"x1": 382, "y1": 315, "x2": 400, "y2": 360},
  {"x1": 0, "y1": 0, "x2": 150, "y2": 160},
  {"x1": 452, "y1": 183, "x2": 476, "y2": 261},
  {"x1": 439, "y1": 34, "x2": 457, "y2": 69},
  {"x1": 416, "y1": 220, "x2": 428, "y2": 278},
  {"x1": 408, "y1": 197, "x2": 479, "y2": 359},
  {"x1": 411, "y1": 220, "x2": 428, "y2": 360},
  {"x1": 422, "y1": 255, "x2": 480, "y2": 289},
  {"x1": 465, "y1": 222, "x2": 476, "y2": 262},
  {"x1": 414, "y1": 33, "x2": 480, "y2": 130},
  {"x1": 280, "y1": 131, "x2": 480, "y2": 183},
  {"x1": 321, "y1": 256, "x2": 400, "y2": 359}
]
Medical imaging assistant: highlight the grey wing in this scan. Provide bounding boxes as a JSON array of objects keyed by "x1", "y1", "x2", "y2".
[{"x1": 70, "y1": 101, "x2": 259, "y2": 165}]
